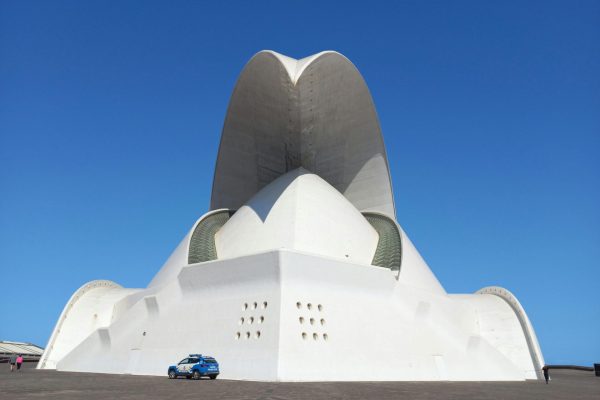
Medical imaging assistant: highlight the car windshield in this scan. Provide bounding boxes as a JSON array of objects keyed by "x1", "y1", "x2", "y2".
[
  {"x1": 204, "y1": 358, "x2": 217, "y2": 364},
  {"x1": 178, "y1": 358, "x2": 188, "y2": 364}
]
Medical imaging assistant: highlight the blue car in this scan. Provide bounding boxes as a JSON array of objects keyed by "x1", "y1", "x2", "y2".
[{"x1": 168, "y1": 354, "x2": 219, "y2": 380}]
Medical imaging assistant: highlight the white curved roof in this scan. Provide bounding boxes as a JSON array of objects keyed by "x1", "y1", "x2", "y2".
[
  {"x1": 211, "y1": 50, "x2": 396, "y2": 219},
  {"x1": 215, "y1": 167, "x2": 379, "y2": 265},
  {"x1": 38, "y1": 280, "x2": 140, "y2": 369},
  {"x1": 0, "y1": 341, "x2": 44, "y2": 356}
]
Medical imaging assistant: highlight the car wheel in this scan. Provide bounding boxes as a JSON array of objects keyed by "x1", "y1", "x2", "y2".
[
  {"x1": 209, "y1": 375, "x2": 217, "y2": 380},
  {"x1": 186, "y1": 375, "x2": 191, "y2": 379},
  {"x1": 168, "y1": 370, "x2": 177, "y2": 379},
  {"x1": 192, "y1": 371, "x2": 201, "y2": 380}
]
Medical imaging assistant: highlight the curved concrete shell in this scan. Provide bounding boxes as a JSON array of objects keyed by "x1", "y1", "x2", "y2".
[
  {"x1": 38, "y1": 280, "x2": 140, "y2": 369},
  {"x1": 39, "y1": 50, "x2": 544, "y2": 382},
  {"x1": 215, "y1": 167, "x2": 379, "y2": 265},
  {"x1": 211, "y1": 51, "x2": 396, "y2": 219},
  {"x1": 476, "y1": 286, "x2": 546, "y2": 379}
]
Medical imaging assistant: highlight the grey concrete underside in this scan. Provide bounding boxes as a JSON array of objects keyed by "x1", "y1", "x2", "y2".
[
  {"x1": 211, "y1": 51, "x2": 396, "y2": 218},
  {"x1": 3, "y1": 364, "x2": 598, "y2": 400}
]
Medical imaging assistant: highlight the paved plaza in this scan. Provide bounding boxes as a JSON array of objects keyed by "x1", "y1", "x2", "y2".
[{"x1": 1, "y1": 363, "x2": 598, "y2": 400}]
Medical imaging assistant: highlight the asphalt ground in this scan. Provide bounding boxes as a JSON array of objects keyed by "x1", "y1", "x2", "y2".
[{"x1": 1, "y1": 363, "x2": 598, "y2": 400}]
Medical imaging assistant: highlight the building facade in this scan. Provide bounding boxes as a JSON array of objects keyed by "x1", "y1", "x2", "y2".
[{"x1": 38, "y1": 51, "x2": 544, "y2": 381}]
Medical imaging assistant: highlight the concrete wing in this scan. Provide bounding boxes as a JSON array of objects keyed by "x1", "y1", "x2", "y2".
[{"x1": 210, "y1": 50, "x2": 396, "y2": 219}]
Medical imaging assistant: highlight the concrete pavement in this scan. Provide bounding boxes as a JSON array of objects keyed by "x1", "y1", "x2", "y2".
[{"x1": 1, "y1": 363, "x2": 598, "y2": 400}]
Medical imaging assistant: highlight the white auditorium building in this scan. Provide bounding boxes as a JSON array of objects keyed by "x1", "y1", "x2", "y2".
[{"x1": 38, "y1": 51, "x2": 544, "y2": 381}]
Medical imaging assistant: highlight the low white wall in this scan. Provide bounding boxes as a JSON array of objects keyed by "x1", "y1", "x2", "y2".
[{"x1": 52, "y1": 250, "x2": 540, "y2": 381}]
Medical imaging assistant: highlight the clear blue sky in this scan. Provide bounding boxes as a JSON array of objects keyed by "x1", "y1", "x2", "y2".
[{"x1": 1, "y1": 1, "x2": 598, "y2": 366}]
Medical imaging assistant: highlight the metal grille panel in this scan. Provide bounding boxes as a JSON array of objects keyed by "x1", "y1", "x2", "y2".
[
  {"x1": 188, "y1": 210, "x2": 234, "y2": 264},
  {"x1": 363, "y1": 212, "x2": 402, "y2": 273}
]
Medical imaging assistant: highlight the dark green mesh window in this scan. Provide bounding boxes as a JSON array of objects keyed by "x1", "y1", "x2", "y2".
[
  {"x1": 363, "y1": 212, "x2": 402, "y2": 273},
  {"x1": 188, "y1": 210, "x2": 235, "y2": 264}
]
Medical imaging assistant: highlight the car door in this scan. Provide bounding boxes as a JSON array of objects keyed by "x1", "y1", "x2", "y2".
[
  {"x1": 176, "y1": 358, "x2": 190, "y2": 374},
  {"x1": 187, "y1": 358, "x2": 199, "y2": 373}
]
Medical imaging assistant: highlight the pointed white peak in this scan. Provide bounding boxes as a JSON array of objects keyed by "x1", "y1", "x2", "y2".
[
  {"x1": 260, "y1": 50, "x2": 339, "y2": 85},
  {"x1": 293, "y1": 51, "x2": 333, "y2": 83},
  {"x1": 260, "y1": 50, "x2": 299, "y2": 83},
  {"x1": 215, "y1": 168, "x2": 379, "y2": 265}
]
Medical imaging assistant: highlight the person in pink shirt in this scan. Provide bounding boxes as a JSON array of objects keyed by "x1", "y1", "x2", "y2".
[{"x1": 16, "y1": 355, "x2": 23, "y2": 371}]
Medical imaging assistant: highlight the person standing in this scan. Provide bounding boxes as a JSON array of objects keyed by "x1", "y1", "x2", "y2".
[
  {"x1": 542, "y1": 365, "x2": 549, "y2": 384},
  {"x1": 9, "y1": 354, "x2": 17, "y2": 372},
  {"x1": 16, "y1": 355, "x2": 23, "y2": 371}
]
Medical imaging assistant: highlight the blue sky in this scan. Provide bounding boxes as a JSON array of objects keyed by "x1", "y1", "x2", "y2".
[{"x1": 1, "y1": 1, "x2": 598, "y2": 366}]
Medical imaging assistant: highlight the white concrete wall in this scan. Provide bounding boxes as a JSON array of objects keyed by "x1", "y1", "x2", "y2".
[{"x1": 52, "y1": 250, "x2": 540, "y2": 381}]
